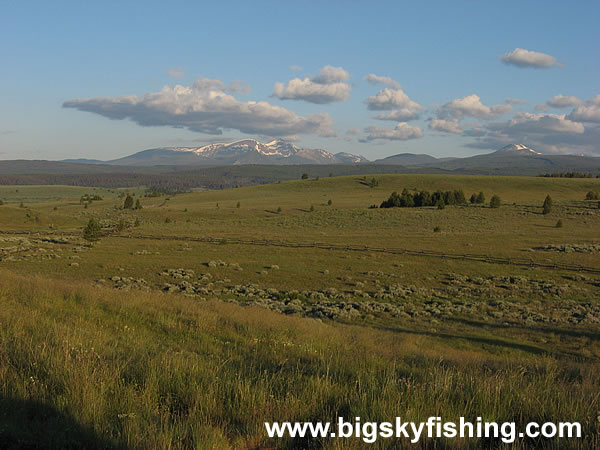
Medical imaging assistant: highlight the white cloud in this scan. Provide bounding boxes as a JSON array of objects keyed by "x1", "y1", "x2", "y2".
[
  {"x1": 311, "y1": 65, "x2": 349, "y2": 84},
  {"x1": 365, "y1": 74, "x2": 401, "y2": 89},
  {"x1": 346, "y1": 128, "x2": 361, "y2": 135},
  {"x1": 361, "y1": 123, "x2": 423, "y2": 142},
  {"x1": 374, "y1": 108, "x2": 420, "y2": 122},
  {"x1": 501, "y1": 48, "x2": 559, "y2": 68},
  {"x1": 167, "y1": 67, "x2": 185, "y2": 79},
  {"x1": 429, "y1": 119, "x2": 463, "y2": 134},
  {"x1": 273, "y1": 65, "x2": 351, "y2": 104},
  {"x1": 438, "y1": 94, "x2": 511, "y2": 119},
  {"x1": 365, "y1": 88, "x2": 421, "y2": 111},
  {"x1": 546, "y1": 94, "x2": 582, "y2": 108},
  {"x1": 535, "y1": 104, "x2": 550, "y2": 112},
  {"x1": 568, "y1": 95, "x2": 600, "y2": 123},
  {"x1": 505, "y1": 98, "x2": 527, "y2": 105},
  {"x1": 500, "y1": 112, "x2": 584, "y2": 134},
  {"x1": 290, "y1": 65, "x2": 303, "y2": 71},
  {"x1": 63, "y1": 78, "x2": 335, "y2": 137},
  {"x1": 464, "y1": 112, "x2": 597, "y2": 154}
]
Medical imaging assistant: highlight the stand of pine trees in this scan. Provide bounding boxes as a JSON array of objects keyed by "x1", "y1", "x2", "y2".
[{"x1": 380, "y1": 188, "x2": 467, "y2": 208}]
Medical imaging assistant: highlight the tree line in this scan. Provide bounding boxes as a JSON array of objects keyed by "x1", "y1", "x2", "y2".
[
  {"x1": 540, "y1": 172, "x2": 599, "y2": 178},
  {"x1": 380, "y1": 189, "x2": 503, "y2": 209},
  {"x1": 380, "y1": 189, "x2": 468, "y2": 208}
]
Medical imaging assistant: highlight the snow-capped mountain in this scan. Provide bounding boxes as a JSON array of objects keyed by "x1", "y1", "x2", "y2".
[
  {"x1": 105, "y1": 139, "x2": 368, "y2": 166},
  {"x1": 495, "y1": 144, "x2": 542, "y2": 155},
  {"x1": 334, "y1": 152, "x2": 370, "y2": 164}
]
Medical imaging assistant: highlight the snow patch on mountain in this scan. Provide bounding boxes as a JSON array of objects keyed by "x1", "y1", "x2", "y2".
[{"x1": 496, "y1": 144, "x2": 542, "y2": 155}]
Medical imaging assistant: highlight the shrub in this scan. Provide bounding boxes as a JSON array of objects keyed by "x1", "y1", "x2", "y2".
[
  {"x1": 489, "y1": 195, "x2": 501, "y2": 208},
  {"x1": 236, "y1": 201, "x2": 241, "y2": 208},
  {"x1": 542, "y1": 195, "x2": 553, "y2": 215},
  {"x1": 327, "y1": 199, "x2": 332, "y2": 206},
  {"x1": 585, "y1": 191, "x2": 600, "y2": 200},
  {"x1": 135, "y1": 199, "x2": 142, "y2": 210},
  {"x1": 309, "y1": 204, "x2": 315, "y2": 212},
  {"x1": 301, "y1": 173, "x2": 309, "y2": 180},
  {"x1": 276, "y1": 206, "x2": 282, "y2": 213},
  {"x1": 165, "y1": 217, "x2": 172, "y2": 224},
  {"x1": 116, "y1": 218, "x2": 126, "y2": 232},
  {"x1": 134, "y1": 217, "x2": 141, "y2": 227},
  {"x1": 555, "y1": 219, "x2": 563, "y2": 228},
  {"x1": 83, "y1": 218, "x2": 101, "y2": 242},
  {"x1": 476, "y1": 191, "x2": 485, "y2": 204},
  {"x1": 433, "y1": 226, "x2": 442, "y2": 232}
]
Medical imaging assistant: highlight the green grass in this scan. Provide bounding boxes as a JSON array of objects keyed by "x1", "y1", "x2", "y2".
[
  {"x1": 0, "y1": 174, "x2": 599, "y2": 448},
  {"x1": 1, "y1": 271, "x2": 598, "y2": 449}
]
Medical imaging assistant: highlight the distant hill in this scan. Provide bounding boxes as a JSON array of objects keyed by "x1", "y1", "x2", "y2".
[
  {"x1": 420, "y1": 144, "x2": 600, "y2": 175},
  {"x1": 0, "y1": 143, "x2": 598, "y2": 187},
  {"x1": 62, "y1": 158, "x2": 105, "y2": 164},
  {"x1": 373, "y1": 153, "x2": 438, "y2": 166}
]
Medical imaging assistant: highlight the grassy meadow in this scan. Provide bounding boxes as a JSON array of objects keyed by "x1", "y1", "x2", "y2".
[{"x1": 1, "y1": 174, "x2": 600, "y2": 448}]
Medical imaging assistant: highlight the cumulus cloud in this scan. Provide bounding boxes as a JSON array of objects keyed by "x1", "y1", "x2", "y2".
[
  {"x1": 311, "y1": 65, "x2": 349, "y2": 84},
  {"x1": 167, "y1": 67, "x2": 185, "y2": 79},
  {"x1": 365, "y1": 74, "x2": 401, "y2": 89},
  {"x1": 438, "y1": 94, "x2": 512, "y2": 119},
  {"x1": 501, "y1": 48, "x2": 559, "y2": 68},
  {"x1": 360, "y1": 123, "x2": 423, "y2": 142},
  {"x1": 273, "y1": 65, "x2": 351, "y2": 104},
  {"x1": 374, "y1": 108, "x2": 420, "y2": 122},
  {"x1": 497, "y1": 112, "x2": 584, "y2": 135},
  {"x1": 568, "y1": 95, "x2": 600, "y2": 123},
  {"x1": 63, "y1": 78, "x2": 335, "y2": 137},
  {"x1": 464, "y1": 112, "x2": 598, "y2": 155},
  {"x1": 505, "y1": 98, "x2": 527, "y2": 105},
  {"x1": 365, "y1": 88, "x2": 421, "y2": 112},
  {"x1": 547, "y1": 94, "x2": 582, "y2": 108},
  {"x1": 429, "y1": 119, "x2": 463, "y2": 134}
]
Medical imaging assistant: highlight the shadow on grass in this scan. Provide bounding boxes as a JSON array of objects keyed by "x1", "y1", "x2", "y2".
[
  {"x1": 446, "y1": 317, "x2": 600, "y2": 342},
  {"x1": 372, "y1": 324, "x2": 549, "y2": 356},
  {"x1": 0, "y1": 396, "x2": 121, "y2": 450}
]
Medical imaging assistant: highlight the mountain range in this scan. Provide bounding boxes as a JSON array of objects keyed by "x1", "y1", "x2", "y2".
[
  {"x1": 64, "y1": 139, "x2": 369, "y2": 167},
  {"x1": 59, "y1": 140, "x2": 600, "y2": 175}
]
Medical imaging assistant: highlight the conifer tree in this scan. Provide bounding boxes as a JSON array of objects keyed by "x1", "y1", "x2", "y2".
[{"x1": 542, "y1": 195, "x2": 553, "y2": 215}]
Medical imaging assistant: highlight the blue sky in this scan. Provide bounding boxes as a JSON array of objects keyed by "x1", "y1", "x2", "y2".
[{"x1": 1, "y1": 1, "x2": 599, "y2": 161}]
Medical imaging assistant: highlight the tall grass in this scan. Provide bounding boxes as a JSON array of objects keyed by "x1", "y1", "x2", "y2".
[{"x1": 0, "y1": 270, "x2": 598, "y2": 448}]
